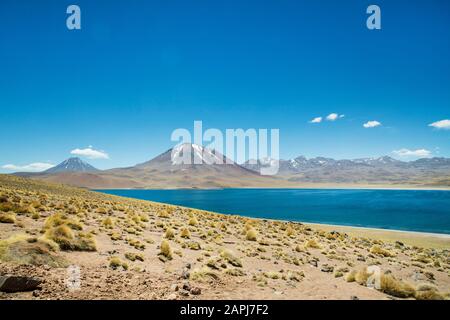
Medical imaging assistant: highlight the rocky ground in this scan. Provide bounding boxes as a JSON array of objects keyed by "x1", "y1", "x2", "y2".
[{"x1": 0, "y1": 174, "x2": 449, "y2": 300}]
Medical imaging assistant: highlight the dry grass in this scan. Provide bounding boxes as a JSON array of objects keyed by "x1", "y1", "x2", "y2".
[
  {"x1": 125, "y1": 252, "x2": 145, "y2": 262},
  {"x1": 164, "y1": 227, "x2": 175, "y2": 239},
  {"x1": 304, "y1": 239, "x2": 321, "y2": 249},
  {"x1": 246, "y1": 228, "x2": 258, "y2": 241},
  {"x1": 0, "y1": 234, "x2": 65, "y2": 267},
  {"x1": 45, "y1": 225, "x2": 96, "y2": 252},
  {"x1": 0, "y1": 212, "x2": 16, "y2": 224},
  {"x1": 379, "y1": 274, "x2": 416, "y2": 298},
  {"x1": 180, "y1": 227, "x2": 191, "y2": 239},
  {"x1": 370, "y1": 245, "x2": 395, "y2": 257},
  {"x1": 109, "y1": 256, "x2": 129, "y2": 270},
  {"x1": 188, "y1": 216, "x2": 199, "y2": 226},
  {"x1": 159, "y1": 240, "x2": 173, "y2": 260},
  {"x1": 220, "y1": 249, "x2": 242, "y2": 267}
]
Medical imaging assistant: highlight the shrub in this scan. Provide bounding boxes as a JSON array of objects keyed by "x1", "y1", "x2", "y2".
[
  {"x1": 44, "y1": 213, "x2": 83, "y2": 231},
  {"x1": 286, "y1": 226, "x2": 295, "y2": 237},
  {"x1": 190, "y1": 266, "x2": 219, "y2": 282},
  {"x1": 159, "y1": 240, "x2": 173, "y2": 260},
  {"x1": 180, "y1": 228, "x2": 191, "y2": 239},
  {"x1": 414, "y1": 284, "x2": 444, "y2": 300},
  {"x1": 379, "y1": 274, "x2": 415, "y2": 298},
  {"x1": 102, "y1": 217, "x2": 115, "y2": 229},
  {"x1": 264, "y1": 271, "x2": 282, "y2": 279},
  {"x1": 189, "y1": 216, "x2": 199, "y2": 226},
  {"x1": 246, "y1": 228, "x2": 258, "y2": 241},
  {"x1": 0, "y1": 212, "x2": 16, "y2": 224},
  {"x1": 370, "y1": 245, "x2": 395, "y2": 257},
  {"x1": 165, "y1": 227, "x2": 175, "y2": 239},
  {"x1": 304, "y1": 239, "x2": 321, "y2": 249},
  {"x1": 220, "y1": 249, "x2": 242, "y2": 267},
  {"x1": 0, "y1": 234, "x2": 66, "y2": 267},
  {"x1": 345, "y1": 270, "x2": 357, "y2": 282},
  {"x1": 354, "y1": 267, "x2": 372, "y2": 285},
  {"x1": 45, "y1": 225, "x2": 96, "y2": 252},
  {"x1": 225, "y1": 268, "x2": 246, "y2": 276},
  {"x1": 109, "y1": 257, "x2": 129, "y2": 270},
  {"x1": 125, "y1": 252, "x2": 145, "y2": 262}
]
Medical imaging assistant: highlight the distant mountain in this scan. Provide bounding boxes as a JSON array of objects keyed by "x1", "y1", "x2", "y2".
[
  {"x1": 43, "y1": 157, "x2": 99, "y2": 174},
  {"x1": 242, "y1": 155, "x2": 450, "y2": 185},
  {"x1": 16, "y1": 148, "x2": 450, "y2": 189},
  {"x1": 21, "y1": 144, "x2": 282, "y2": 189}
]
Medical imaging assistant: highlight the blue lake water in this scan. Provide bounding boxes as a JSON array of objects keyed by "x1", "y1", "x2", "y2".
[{"x1": 97, "y1": 189, "x2": 450, "y2": 235}]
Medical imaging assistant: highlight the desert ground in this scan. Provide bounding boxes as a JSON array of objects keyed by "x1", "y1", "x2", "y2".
[{"x1": 0, "y1": 174, "x2": 449, "y2": 300}]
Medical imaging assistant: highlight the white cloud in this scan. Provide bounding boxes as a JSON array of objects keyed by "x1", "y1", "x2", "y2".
[
  {"x1": 309, "y1": 117, "x2": 322, "y2": 123},
  {"x1": 363, "y1": 120, "x2": 382, "y2": 128},
  {"x1": 70, "y1": 147, "x2": 109, "y2": 159},
  {"x1": 429, "y1": 119, "x2": 450, "y2": 130},
  {"x1": 326, "y1": 113, "x2": 344, "y2": 121},
  {"x1": 2, "y1": 162, "x2": 54, "y2": 172},
  {"x1": 392, "y1": 148, "x2": 431, "y2": 158}
]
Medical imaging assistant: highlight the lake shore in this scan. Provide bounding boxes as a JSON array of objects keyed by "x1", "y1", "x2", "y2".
[
  {"x1": 95, "y1": 189, "x2": 450, "y2": 249},
  {"x1": 305, "y1": 223, "x2": 450, "y2": 249},
  {"x1": 93, "y1": 183, "x2": 450, "y2": 191}
]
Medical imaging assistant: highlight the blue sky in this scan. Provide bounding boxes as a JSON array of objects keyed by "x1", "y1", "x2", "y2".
[{"x1": 0, "y1": 0, "x2": 449, "y2": 172}]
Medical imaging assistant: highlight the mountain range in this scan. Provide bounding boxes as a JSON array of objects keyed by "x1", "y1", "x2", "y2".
[{"x1": 13, "y1": 144, "x2": 450, "y2": 189}]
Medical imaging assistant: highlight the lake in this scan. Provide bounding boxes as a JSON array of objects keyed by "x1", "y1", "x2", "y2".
[{"x1": 97, "y1": 188, "x2": 450, "y2": 235}]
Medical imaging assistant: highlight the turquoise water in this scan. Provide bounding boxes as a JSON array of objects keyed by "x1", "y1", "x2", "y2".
[{"x1": 97, "y1": 189, "x2": 450, "y2": 235}]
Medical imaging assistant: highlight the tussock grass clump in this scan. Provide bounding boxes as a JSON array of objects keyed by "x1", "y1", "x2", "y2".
[
  {"x1": 159, "y1": 240, "x2": 173, "y2": 260},
  {"x1": 263, "y1": 271, "x2": 282, "y2": 279},
  {"x1": 110, "y1": 232, "x2": 122, "y2": 241},
  {"x1": 188, "y1": 216, "x2": 199, "y2": 226},
  {"x1": 282, "y1": 270, "x2": 305, "y2": 282},
  {"x1": 0, "y1": 234, "x2": 66, "y2": 267},
  {"x1": 379, "y1": 274, "x2": 415, "y2": 298},
  {"x1": 127, "y1": 238, "x2": 145, "y2": 250},
  {"x1": 224, "y1": 268, "x2": 246, "y2": 276},
  {"x1": 125, "y1": 252, "x2": 145, "y2": 262},
  {"x1": 96, "y1": 207, "x2": 107, "y2": 214},
  {"x1": 414, "y1": 284, "x2": 444, "y2": 300},
  {"x1": 304, "y1": 239, "x2": 321, "y2": 249},
  {"x1": 180, "y1": 227, "x2": 191, "y2": 239},
  {"x1": 44, "y1": 213, "x2": 83, "y2": 231},
  {"x1": 286, "y1": 226, "x2": 295, "y2": 237},
  {"x1": 190, "y1": 266, "x2": 219, "y2": 282},
  {"x1": 45, "y1": 225, "x2": 97, "y2": 252},
  {"x1": 102, "y1": 217, "x2": 115, "y2": 229},
  {"x1": 370, "y1": 245, "x2": 395, "y2": 257},
  {"x1": 109, "y1": 257, "x2": 129, "y2": 270},
  {"x1": 158, "y1": 210, "x2": 170, "y2": 218},
  {"x1": 220, "y1": 249, "x2": 242, "y2": 267},
  {"x1": 164, "y1": 227, "x2": 175, "y2": 239},
  {"x1": 0, "y1": 212, "x2": 16, "y2": 224},
  {"x1": 354, "y1": 267, "x2": 372, "y2": 285},
  {"x1": 345, "y1": 270, "x2": 357, "y2": 282},
  {"x1": 186, "y1": 241, "x2": 201, "y2": 250},
  {"x1": 246, "y1": 228, "x2": 258, "y2": 241}
]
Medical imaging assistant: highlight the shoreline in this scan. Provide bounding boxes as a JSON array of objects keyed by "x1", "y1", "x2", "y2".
[
  {"x1": 94, "y1": 190, "x2": 450, "y2": 249},
  {"x1": 93, "y1": 184, "x2": 450, "y2": 191},
  {"x1": 305, "y1": 222, "x2": 450, "y2": 249}
]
